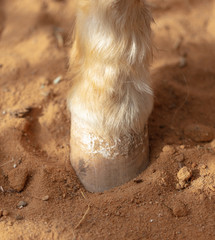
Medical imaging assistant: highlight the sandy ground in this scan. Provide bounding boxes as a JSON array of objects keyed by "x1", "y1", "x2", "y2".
[{"x1": 0, "y1": 0, "x2": 215, "y2": 239}]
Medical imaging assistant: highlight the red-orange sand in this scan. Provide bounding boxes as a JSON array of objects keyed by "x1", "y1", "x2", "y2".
[{"x1": 0, "y1": 0, "x2": 215, "y2": 239}]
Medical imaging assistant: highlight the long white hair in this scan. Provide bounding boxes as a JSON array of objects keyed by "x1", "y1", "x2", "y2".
[{"x1": 68, "y1": 0, "x2": 154, "y2": 139}]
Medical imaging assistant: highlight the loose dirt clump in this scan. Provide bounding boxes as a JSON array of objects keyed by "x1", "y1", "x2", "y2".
[
  {"x1": 8, "y1": 167, "x2": 29, "y2": 192},
  {"x1": 177, "y1": 166, "x2": 192, "y2": 189}
]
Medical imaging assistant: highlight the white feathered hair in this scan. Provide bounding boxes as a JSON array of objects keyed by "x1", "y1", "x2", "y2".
[{"x1": 68, "y1": 0, "x2": 154, "y2": 139}]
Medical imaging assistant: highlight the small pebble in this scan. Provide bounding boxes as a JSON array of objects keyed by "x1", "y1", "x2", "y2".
[
  {"x1": 17, "y1": 201, "x2": 28, "y2": 209},
  {"x1": 53, "y1": 76, "x2": 62, "y2": 85},
  {"x1": 162, "y1": 145, "x2": 175, "y2": 154},
  {"x1": 8, "y1": 168, "x2": 28, "y2": 192},
  {"x1": 177, "y1": 166, "x2": 192, "y2": 182},
  {"x1": 16, "y1": 215, "x2": 24, "y2": 220},
  {"x1": 42, "y1": 195, "x2": 49, "y2": 201},
  {"x1": 172, "y1": 201, "x2": 188, "y2": 217},
  {"x1": 177, "y1": 166, "x2": 192, "y2": 188}
]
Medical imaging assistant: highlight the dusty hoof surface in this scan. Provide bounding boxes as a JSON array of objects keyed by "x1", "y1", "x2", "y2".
[{"x1": 0, "y1": 0, "x2": 215, "y2": 239}]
